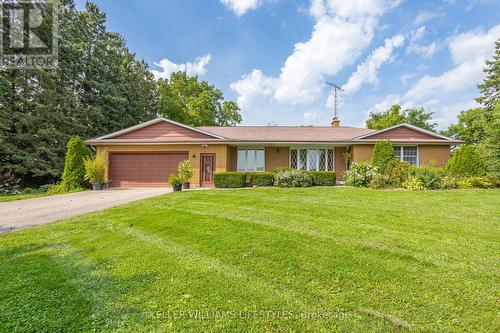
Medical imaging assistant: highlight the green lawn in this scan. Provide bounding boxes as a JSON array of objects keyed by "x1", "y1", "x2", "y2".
[
  {"x1": 1, "y1": 188, "x2": 499, "y2": 332},
  {"x1": 0, "y1": 192, "x2": 48, "y2": 202}
]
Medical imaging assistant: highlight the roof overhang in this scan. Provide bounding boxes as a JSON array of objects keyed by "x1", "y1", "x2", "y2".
[
  {"x1": 90, "y1": 117, "x2": 226, "y2": 141},
  {"x1": 353, "y1": 123, "x2": 460, "y2": 142}
]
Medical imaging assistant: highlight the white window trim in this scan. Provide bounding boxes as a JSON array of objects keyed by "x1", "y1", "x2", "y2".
[
  {"x1": 289, "y1": 147, "x2": 335, "y2": 171},
  {"x1": 237, "y1": 148, "x2": 265, "y2": 172},
  {"x1": 394, "y1": 145, "x2": 419, "y2": 166}
]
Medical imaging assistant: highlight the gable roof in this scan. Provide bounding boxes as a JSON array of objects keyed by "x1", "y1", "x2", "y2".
[
  {"x1": 353, "y1": 123, "x2": 456, "y2": 141},
  {"x1": 93, "y1": 117, "x2": 226, "y2": 141}
]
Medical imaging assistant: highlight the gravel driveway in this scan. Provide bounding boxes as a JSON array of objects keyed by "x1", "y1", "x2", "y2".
[{"x1": 0, "y1": 188, "x2": 171, "y2": 234}]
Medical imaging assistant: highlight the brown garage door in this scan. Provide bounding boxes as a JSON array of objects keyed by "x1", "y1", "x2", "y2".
[{"x1": 109, "y1": 153, "x2": 188, "y2": 187}]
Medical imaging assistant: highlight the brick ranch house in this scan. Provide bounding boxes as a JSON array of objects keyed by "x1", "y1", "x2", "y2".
[{"x1": 85, "y1": 117, "x2": 463, "y2": 187}]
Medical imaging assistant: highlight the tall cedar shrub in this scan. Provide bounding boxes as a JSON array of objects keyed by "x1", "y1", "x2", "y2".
[
  {"x1": 61, "y1": 136, "x2": 91, "y2": 190},
  {"x1": 445, "y1": 145, "x2": 487, "y2": 177},
  {"x1": 371, "y1": 141, "x2": 396, "y2": 173}
]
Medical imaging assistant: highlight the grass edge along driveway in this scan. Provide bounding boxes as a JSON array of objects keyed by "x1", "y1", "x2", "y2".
[{"x1": 0, "y1": 187, "x2": 498, "y2": 332}]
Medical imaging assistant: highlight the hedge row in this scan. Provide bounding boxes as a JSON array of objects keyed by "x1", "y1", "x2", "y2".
[{"x1": 214, "y1": 170, "x2": 336, "y2": 188}]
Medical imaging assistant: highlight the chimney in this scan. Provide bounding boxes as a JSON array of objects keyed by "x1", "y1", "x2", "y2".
[{"x1": 331, "y1": 117, "x2": 340, "y2": 128}]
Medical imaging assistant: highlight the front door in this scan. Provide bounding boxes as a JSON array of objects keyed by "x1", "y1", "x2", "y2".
[{"x1": 200, "y1": 154, "x2": 215, "y2": 187}]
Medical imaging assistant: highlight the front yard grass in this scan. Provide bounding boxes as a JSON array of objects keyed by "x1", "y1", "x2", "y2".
[
  {"x1": 0, "y1": 192, "x2": 48, "y2": 202},
  {"x1": 0, "y1": 187, "x2": 498, "y2": 332}
]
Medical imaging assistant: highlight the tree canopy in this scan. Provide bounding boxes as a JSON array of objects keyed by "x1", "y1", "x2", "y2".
[
  {"x1": 365, "y1": 105, "x2": 437, "y2": 131},
  {"x1": 0, "y1": 1, "x2": 157, "y2": 186},
  {"x1": 444, "y1": 39, "x2": 500, "y2": 173},
  {"x1": 157, "y1": 71, "x2": 242, "y2": 127}
]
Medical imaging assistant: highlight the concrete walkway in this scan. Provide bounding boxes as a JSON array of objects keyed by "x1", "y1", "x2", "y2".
[{"x1": 0, "y1": 188, "x2": 171, "y2": 234}]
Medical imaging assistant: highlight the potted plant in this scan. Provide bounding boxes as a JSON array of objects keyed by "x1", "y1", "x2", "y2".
[
  {"x1": 177, "y1": 159, "x2": 192, "y2": 189},
  {"x1": 168, "y1": 174, "x2": 183, "y2": 192},
  {"x1": 84, "y1": 154, "x2": 107, "y2": 190}
]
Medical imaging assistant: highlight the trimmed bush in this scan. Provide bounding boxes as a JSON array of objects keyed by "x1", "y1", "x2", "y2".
[
  {"x1": 470, "y1": 176, "x2": 498, "y2": 188},
  {"x1": 371, "y1": 140, "x2": 397, "y2": 173},
  {"x1": 248, "y1": 172, "x2": 274, "y2": 186},
  {"x1": 214, "y1": 172, "x2": 246, "y2": 188},
  {"x1": 274, "y1": 169, "x2": 312, "y2": 188},
  {"x1": 344, "y1": 162, "x2": 376, "y2": 187},
  {"x1": 308, "y1": 171, "x2": 336, "y2": 186},
  {"x1": 445, "y1": 145, "x2": 487, "y2": 177},
  {"x1": 61, "y1": 136, "x2": 91, "y2": 191}
]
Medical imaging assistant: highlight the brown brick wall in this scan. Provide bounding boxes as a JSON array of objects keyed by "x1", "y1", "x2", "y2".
[
  {"x1": 265, "y1": 147, "x2": 290, "y2": 171},
  {"x1": 419, "y1": 145, "x2": 451, "y2": 167},
  {"x1": 352, "y1": 144, "x2": 374, "y2": 163}
]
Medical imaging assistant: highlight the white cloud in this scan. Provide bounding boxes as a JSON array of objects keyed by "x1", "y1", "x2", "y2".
[
  {"x1": 414, "y1": 10, "x2": 439, "y2": 25},
  {"x1": 342, "y1": 34, "x2": 405, "y2": 94},
  {"x1": 229, "y1": 69, "x2": 278, "y2": 109},
  {"x1": 410, "y1": 26, "x2": 426, "y2": 42},
  {"x1": 151, "y1": 55, "x2": 211, "y2": 80},
  {"x1": 230, "y1": 0, "x2": 401, "y2": 112},
  {"x1": 220, "y1": 0, "x2": 260, "y2": 16},
  {"x1": 370, "y1": 24, "x2": 500, "y2": 128},
  {"x1": 406, "y1": 26, "x2": 438, "y2": 59},
  {"x1": 303, "y1": 110, "x2": 318, "y2": 125},
  {"x1": 407, "y1": 41, "x2": 438, "y2": 59}
]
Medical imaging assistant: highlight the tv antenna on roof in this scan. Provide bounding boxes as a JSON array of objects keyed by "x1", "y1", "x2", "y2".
[{"x1": 324, "y1": 81, "x2": 343, "y2": 120}]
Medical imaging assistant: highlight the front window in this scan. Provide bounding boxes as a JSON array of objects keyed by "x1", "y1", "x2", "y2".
[
  {"x1": 394, "y1": 146, "x2": 418, "y2": 165},
  {"x1": 290, "y1": 148, "x2": 334, "y2": 171},
  {"x1": 237, "y1": 148, "x2": 265, "y2": 172}
]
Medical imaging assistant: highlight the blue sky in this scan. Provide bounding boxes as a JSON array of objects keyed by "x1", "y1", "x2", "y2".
[{"x1": 75, "y1": 0, "x2": 500, "y2": 129}]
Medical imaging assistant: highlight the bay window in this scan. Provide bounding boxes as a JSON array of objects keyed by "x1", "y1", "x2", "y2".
[
  {"x1": 394, "y1": 146, "x2": 418, "y2": 165},
  {"x1": 237, "y1": 148, "x2": 265, "y2": 172},
  {"x1": 290, "y1": 148, "x2": 334, "y2": 171}
]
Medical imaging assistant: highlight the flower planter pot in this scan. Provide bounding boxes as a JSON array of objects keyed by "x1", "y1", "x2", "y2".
[
  {"x1": 92, "y1": 183, "x2": 104, "y2": 190},
  {"x1": 172, "y1": 184, "x2": 182, "y2": 192},
  {"x1": 182, "y1": 181, "x2": 190, "y2": 190}
]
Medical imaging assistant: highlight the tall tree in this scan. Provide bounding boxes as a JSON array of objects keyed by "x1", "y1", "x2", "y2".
[
  {"x1": 477, "y1": 40, "x2": 500, "y2": 108},
  {"x1": 0, "y1": 0, "x2": 158, "y2": 187},
  {"x1": 365, "y1": 104, "x2": 437, "y2": 131},
  {"x1": 157, "y1": 71, "x2": 242, "y2": 126},
  {"x1": 444, "y1": 39, "x2": 500, "y2": 173}
]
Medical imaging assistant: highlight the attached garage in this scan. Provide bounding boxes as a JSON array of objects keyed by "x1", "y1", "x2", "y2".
[{"x1": 109, "y1": 152, "x2": 188, "y2": 187}]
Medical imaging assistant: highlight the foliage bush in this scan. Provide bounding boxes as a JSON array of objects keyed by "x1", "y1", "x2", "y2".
[
  {"x1": 402, "y1": 176, "x2": 426, "y2": 191},
  {"x1": 344, "y1": 162, "x2": 376, "y2": 187},
  {"x1": 272, "y1": 167, "x2": 294, "y2": 174},
  {"x1": 84, "y1": 154, "x2": 107, "y2": 184},
  {"x1": 38, "y1": 184, "x2": 52, "y2": 193},
  {"x1": 168, "y1": 174, "x2": 183, "y2": 186},
  {"x1": 371, "y1": 140, "x2": 397, "y2": 173},
  {"x1": 470, "y1": 176, "x2": 498, "y2": 188},
  {"x1": 22, "y1": 187, "x2": 34, "y2": 194},
  {"x1": 177, "y1": 160, "x2": 193, "y2": 182},
  {"x1": 47, "y1": 184, "x2": 67, "y2": 194},
  {"x1": 308, "y1": 171, "x2": 336, "y2": 186},
  {"x1": 456, "y1": 178, "x2": 473, "y2": 189},
  {"x1": 214, "y1": 172, "x2": 247, "y2": 188},
  {"x1": 274, "y1": 169, "x2": 313, "y2": 188},
  {"x1": 61, "y1": 136, "x2": 91, "y2": 191},
  {"x1": 248, "y1": 172, "x2": 274, "y2": 187},
  {"x1": 415, "y1": 166, "x2": 444, "y2": 190},
  {"x1": 445, "y1": 145, "x2": 487, "y2": 177},
  {"x1": 369, "y1": 172, "x2": 394, "y2": 189},
  {"x1": 0, "y1": 170, "x2": 21, "y2": 195},
  {"x1": 389, "y1": 161, "x2": 416, "y2": 187}
]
